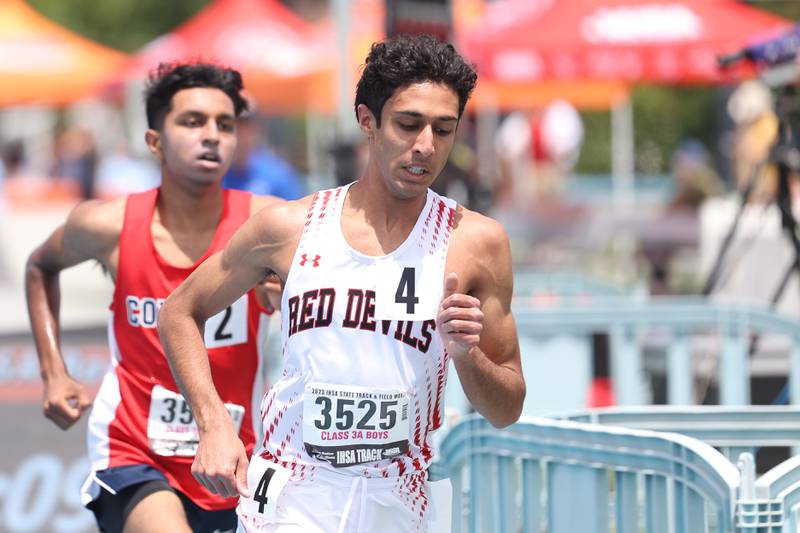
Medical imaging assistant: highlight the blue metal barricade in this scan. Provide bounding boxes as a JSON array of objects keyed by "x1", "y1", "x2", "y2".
[{"x1": 436, "y1": 415, "x2": 739, "y2": 533}]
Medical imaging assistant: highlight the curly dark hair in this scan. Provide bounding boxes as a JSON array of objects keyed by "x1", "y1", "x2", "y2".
[
  {"x1": 144, "y1": 62, "x2": 249, "y2": 130},
  {"x1": 354, "y1": 35, "x2": 477, "y2": 128}
]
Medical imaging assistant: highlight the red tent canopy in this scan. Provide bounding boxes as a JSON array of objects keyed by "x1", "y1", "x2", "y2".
[
  {"x1": 460, "y1": 0, "x2": 792, "y2": 85},
  {"x1": 124, "y1": 0, "x2": 326, "y2": 112}
]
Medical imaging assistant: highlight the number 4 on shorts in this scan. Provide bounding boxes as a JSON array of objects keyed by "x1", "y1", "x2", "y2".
[
  {"x1": 254, "y1": 468, "x2": 276, "y2": 513},
  {"x1": 241, "y1": 456, "x2": 291, "y2": 521}
]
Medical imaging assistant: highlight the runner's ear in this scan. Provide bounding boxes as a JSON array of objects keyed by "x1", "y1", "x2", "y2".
[
  {"x1": 145, "y1": 129, "x2": 162, "y2": 160},
  {"x1": 356, "y1": 104, "x2": 376, "y2": 138}
]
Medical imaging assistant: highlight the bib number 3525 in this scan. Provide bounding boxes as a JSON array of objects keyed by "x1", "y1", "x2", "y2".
[{"x1": 302, "y1": 383, "x2": 410, "y2": 468}]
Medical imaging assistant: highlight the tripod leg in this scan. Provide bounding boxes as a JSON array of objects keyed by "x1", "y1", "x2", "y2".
[
  {"x1": 703, "y1": 161, "x2": 765, "y2": 295},
  {"x1": 750, "y1": 130, "x2": 800, "y2": 359}
]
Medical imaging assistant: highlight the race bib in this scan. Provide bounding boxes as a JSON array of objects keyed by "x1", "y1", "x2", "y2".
[
  {"x1": 237, "y1": 456, "x2": 292, "y2": 526},
  {"x1": 147, "y1": 385, "x2": 245, "y2": 457},
  {"x1": 302, "y1": 383, "x2": 410, "y2": 468},
  {"x1": 203, "y1": 294, "x2": 249, "y2": 348},
  {"x1": 373, "y1": 260, "x2": 441, "y2": 321}
]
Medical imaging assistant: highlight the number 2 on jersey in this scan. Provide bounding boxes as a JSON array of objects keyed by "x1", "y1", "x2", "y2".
[
  {"x1": 213, "y1": 306, "x2": 233, "y2": 341},
  {"x1": 395, "y1": 267, "x2": 419, "y2": 314},
  {"x1": 203, "y1": 294, "x2": 248, "y2": 348}
]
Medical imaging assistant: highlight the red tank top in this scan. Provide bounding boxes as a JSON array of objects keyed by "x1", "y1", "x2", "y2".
[{"x1": 97, "y1": 187, "x2": 267, "y2": 510}]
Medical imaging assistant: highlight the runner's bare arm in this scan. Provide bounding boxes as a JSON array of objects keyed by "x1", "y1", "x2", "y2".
[
  {"x1": 250, "y1": 194, "x2": 286, "y2": 312},
  {"x1": 158, "y1": 201, "x2": 303, "y2": 497},
  {"x1": 25, "y1": 199, "x2": 123, "y2": 429},
  {"x1": 438, "y1": 215, "x2": 525, "y2": 428},
  {"x1": 160, "y1": 199, "x2": 299, "y2": 427}
]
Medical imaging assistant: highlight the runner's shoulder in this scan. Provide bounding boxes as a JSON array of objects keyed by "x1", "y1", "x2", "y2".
[
  {"x1": 249, "y1": 193, "x2": 283, "y2": 215},
  {"x1": 65, "y1": 197, "x2": 126, "y2": 243},
  {"x1": 250, "y1": 192, "x2": 315, "y2": 237},
  {"x1": 451, "y1": 205, "x2": 509, "y2": 256}
]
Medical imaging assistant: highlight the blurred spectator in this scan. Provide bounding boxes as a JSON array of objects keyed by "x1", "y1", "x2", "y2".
[
  {"x1": 52, "y1": 126, "x2": 98, "y2": 199},
  {"x1": 494, "y1": 111, "x2": 532, "y2": 206},
  {"x1": 95, "y1": 142, "x2": 160, "y2": 198},
  {"x1": 431, "y1": 139, "x2": 492, "y2": 214},
  {"x1": 667, "y1": 139, "x2": 724, "y2": 213},
  {"x1": 727, "y1": 80, "x2": 778, "y2": 204},
  {"x1": 642, "y1": 139, "x2": 723, "y2": 295},
  {"x1": 1, "y1": 140, "x2": 36, "y2": 182},
  {"x1": 330, "y1": 140, "x2": 367, "y2": 188},
  {"x1": 0, "y1": 140, "x2": 71, "y2": 206},
  {"x1": 494, "y1": 100, "x2": 585, "y2": 205},
  {"x1": 1, "y1": 142, "x2": 17, "y2": 208},
  {"x1": 222, "y1": 116, "x2": 304, "y2": 200},
  {"x1": 529, "y1": 99, "x2": 585, "y2": 198},
  {"x1": 0, "y1": 144, "x2": 8, "y2": 209},
  {"x1": 535, "y1": 99, "x2": 585, "y2": 172}
]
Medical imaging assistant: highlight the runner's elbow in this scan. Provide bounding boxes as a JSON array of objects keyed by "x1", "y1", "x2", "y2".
[
  {"x1": 157, "y1": 296, "x2": 182, "y2": 339},
  {"x1": 486, "y1": 388, "x2": 525, "y2": 429},
  {"x1": 487, "y1": 407, "x2": 522, "y2": 429},
  {"x1": 158, "y1": 294, "x2": 203, "y2": 339},
  {"x1": 25, "y1": 248, "x2": 44, "y2": 277},
  {"x1": 24, "y1": 249, "x2": 53, "y2": 290}
]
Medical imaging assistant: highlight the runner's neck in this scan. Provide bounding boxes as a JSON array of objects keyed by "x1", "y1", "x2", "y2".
[
  {"x1": 156, "y1": 178, "x2": 225, "y2": 234},
  {"x1": 346, "y1": 177, "x2": 428, "y2": 237}
]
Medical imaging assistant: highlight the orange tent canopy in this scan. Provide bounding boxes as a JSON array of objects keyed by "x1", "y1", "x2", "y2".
[
  {"x1": 0, "y1": 0, "x2": 126, "y2": 106},
  {"x1": 471, "y1": 80, "x2": 629, "y2": 111}
]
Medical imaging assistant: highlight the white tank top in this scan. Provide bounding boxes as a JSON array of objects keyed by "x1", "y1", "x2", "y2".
[{"x1": 260, "y1": 183, "x2": 458, "y2": 479}]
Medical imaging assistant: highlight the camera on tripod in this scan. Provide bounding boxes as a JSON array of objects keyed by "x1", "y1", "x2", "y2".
[
  {"x1": 704, "y1": 25, "x2": 800, "y2": 350},
  {"x1": 719, "y1": 24, "x2": 800, "y2": 73},
  {"x1": 717, "y1": 25, "x2": 800, "y2": 173}
]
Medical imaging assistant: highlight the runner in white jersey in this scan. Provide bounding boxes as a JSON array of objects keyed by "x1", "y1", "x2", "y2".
[{"x1": 158, "y1": 35, "x2": 526, "y2": 532}]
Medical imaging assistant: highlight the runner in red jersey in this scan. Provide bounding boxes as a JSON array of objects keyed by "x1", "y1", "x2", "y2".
[{"x1": 26, "y1": 62, "x2": 280, "y2": 533}]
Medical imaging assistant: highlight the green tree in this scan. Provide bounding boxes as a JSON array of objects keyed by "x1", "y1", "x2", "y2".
[
  {"x1": 577, "y1": 87, "x2": 717, "y2": 175},
  {"x1": 749, "y1": 0, "x2": 800, "y2": 21},
  {"x1": 28, "y1": 0, "x2": 208, "y2": 52}
]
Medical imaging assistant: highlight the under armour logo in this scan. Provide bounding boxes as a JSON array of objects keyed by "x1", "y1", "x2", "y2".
[{"x1": 299, "y1": 254, "x2": 321, "y2": 267}]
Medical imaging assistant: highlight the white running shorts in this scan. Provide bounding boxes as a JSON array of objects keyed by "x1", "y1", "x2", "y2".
[{"x1": 236, "y1": 456, "x2": 451, "y2": 533}]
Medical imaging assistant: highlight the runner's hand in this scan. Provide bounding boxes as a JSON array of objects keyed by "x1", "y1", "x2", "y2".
[
  {"x1": 255, "y1": 271, "x2": 282, "y2": 312},
  {"x1": 42, "y1": 374, "x2": 91, "y2": 430},
  {"x1": 193, "y1": 425, "x2": 250, "y2": 499},
  {"x1": 436, "y1": 272, "x2": 483, "y2": 360}
]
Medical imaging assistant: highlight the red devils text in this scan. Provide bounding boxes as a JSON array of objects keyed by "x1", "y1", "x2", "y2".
[{"x1": 286, "y1": 288, "x2": 436, "y2": 353}]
